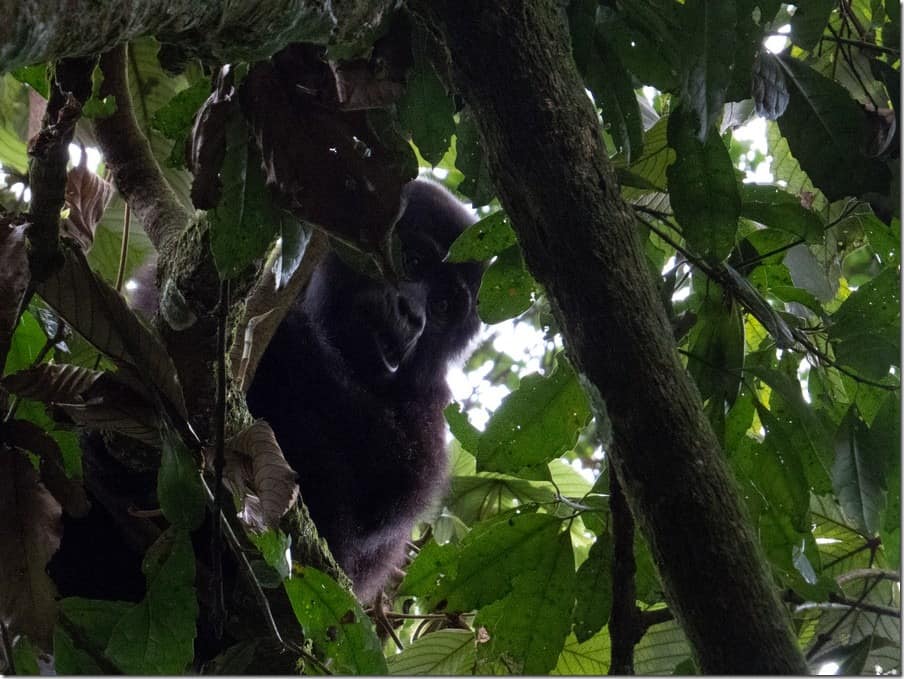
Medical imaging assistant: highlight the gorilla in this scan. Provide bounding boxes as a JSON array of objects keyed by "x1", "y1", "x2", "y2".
[{"x1": 247, "y1": 180, "x2": 483, "y2": 599}]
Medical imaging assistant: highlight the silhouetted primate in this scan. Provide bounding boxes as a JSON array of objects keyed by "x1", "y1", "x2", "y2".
[{"x1": 247, "y1": 180, "x2": 483, "y2": 599}]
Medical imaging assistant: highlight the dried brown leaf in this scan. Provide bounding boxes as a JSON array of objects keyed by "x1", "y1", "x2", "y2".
[
  {"x1": 213, "y1": 420, "x2": 299, "y2": 531},
  {"x1": 0, "y1": 218, "x2": 31, "y2": 372},
  {"x1": 4, "y1": 419, "x2": 89, "y2": 517},
  {"x1": 188, "y1": 66, "x2": 237, "y2": 209},
  {"x1": 62, "y1": 151, "x2": 115, "y2": 250},
  {"x1": 2, "y1": 363, "x2": 103, "y2": 403},
  {"x1": 36, "y1": 243, "x2": 188, "y2": 421},
  {"x1": 0, "y1": 449, "x2": 62, "y2": 650}
]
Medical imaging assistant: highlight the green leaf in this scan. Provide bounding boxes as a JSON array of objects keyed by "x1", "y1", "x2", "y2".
[
  {"x1": 248, "y1": 529, "x2": 292, "y2": 581},
  {"x1": 476, "y1": 244, "x2": 537, "y2": 324},
  {"x1": 613, "y1": 116, "x2": 673, "y2": 199},
  {"x1": 870, "y1": 395, "x2": 900, "y2": 567},
  {"x1": 680, "y1": 0, "x2": 737, "y2": 139},
  {"x1": 208, "y1": 113, "x2": 280, "y2": 279},
  {"x1": 569, "y1": 0, "x2": 643, "y2": 162},
  {"x1": 477, "y1": 358, "x2": 591, "y2": 473},
  {"x1": 739, "y1": 184, "x2": 825, "y2": 241},
  {"x1": 667, "y1": 105, "x2": 740, "y2": 261},
  {"x1": 157, "y1": 428, "x2": 204, "y2": 530},
  {"x1": 634, "y1": 618, "x2": 693, "y2": 675},
  {"x1": 54, "y1": 598, "x2": 132, "y2": 674},
  {"x1": 447, "y1": 211, "x2": 516, "y2": 263},
  {"x1": 105, "y1": 530, "x2": 198, "y2": 674},
  {"x1": 572, "y1": 532, "x2": 613, "y2": 643},
  {"x1": 444, "y1": 402, "x2": 481, "y2": 453},
  {"x1": 387, "y1": 629, "x2": 476, "y2": 675},
  {"x1": 832, "y1": 406, "x2": 886, "y2": 536},
  {"x1": 749, "y1": 366, "x2": 834, "y2": 494},
  {"x1": 398, "y1": 539, "x2": 461, "y2": 603},
  {"x1": 686, "y1": 283, "x2": 745, "y2": 407},
  {"x1": 474, "y1": 531, "x2": 575, "y2": 675},
  {"x1": 776, "y1": 57, "x2": 891, "y2": 201},
  {"x1": 448, "y1": 471, "x2": 557, "y2": 525},
  {"x1": 454, "y1": 109, "x2": 495, "y2": 206},
  {"x1": 11, "y1": 64, "x2": 49, "y2": 98},
  {"x1": 434, "y1": 512, "x2": 563, "y2": 611},
  {"x1": 552, "y1": 631, "x2": 611, "y2": 675},
  {"x1": 397, "y1": 40, "x2": 455, "y2": 166},
  {"x1": 3, "y1": 311, "x2": 46, "y2": 376},
  {"x1": 790, "y1": 0, "x2": 836, "y2": 49},
  {"x1": 828, "y1": 268, "x2": 900, "y2": 380},
  {"x1": 150, "y1": 79, "x2": 211, "y2": 170},
  {"x1": 283, "y1": 567, "x2": 387, "y2": 675},
  {"x1": 0, "y1": 74, "x2": 29, "y2": 174},
  {"x1": 12, "y1": 635, "x2": 40, "y2": 675}
]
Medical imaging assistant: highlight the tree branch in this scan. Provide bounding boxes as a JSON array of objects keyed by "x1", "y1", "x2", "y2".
[
  {"x1": 93, "y1": 45, "x2": 191, "y2": 259},
  {"x1": 409, "y1": 1, "x2": 808, "y2": 672}
]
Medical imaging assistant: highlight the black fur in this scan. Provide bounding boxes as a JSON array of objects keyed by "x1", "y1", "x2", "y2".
[{"x1": 247, "y1": 180, "x2": 482, "y2": 599}]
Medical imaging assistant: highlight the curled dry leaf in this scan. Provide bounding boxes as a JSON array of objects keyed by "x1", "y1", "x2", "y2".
[
  {"x1": 188, "y1": 65, "x2": 238, "y2": 210},
  {"x1": 35, "y1": 242, "x2": 189, "y2": 422},
  {"x1": 2, "y1": 363, "x2": 162, "y2": 446},
  {"x1": 3, "y1": 418, "x2": 90, "y2": 517},
  {"x1": 62, "y1": 150, "x2": 115, "y2": 250},
  {"x1": 210, "y1": 419, "x2": 299, "y2": 531},
  {"x1": 0, "y1": 449, "x2": 62, "y2": 650},
  {"x1": 239, "y1": 54, "x2": 414, "y2": 257},
  {"x1": 0, "y1": 217, "x2": 30, "y2": 372}
]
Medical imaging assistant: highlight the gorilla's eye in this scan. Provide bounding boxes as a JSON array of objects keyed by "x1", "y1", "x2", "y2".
[{"x1": 430, "y1": 298, "x2": 450, "y2": 316}]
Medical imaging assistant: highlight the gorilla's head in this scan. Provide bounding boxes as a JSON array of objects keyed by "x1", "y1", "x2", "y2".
[{"x1": 301, "y1": 180, "x2": 484, "y2": 391}]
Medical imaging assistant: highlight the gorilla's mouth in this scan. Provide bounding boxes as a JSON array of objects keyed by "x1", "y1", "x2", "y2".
[{"x1": 375, "y1": 331, "x2": 417, "y2": 374}]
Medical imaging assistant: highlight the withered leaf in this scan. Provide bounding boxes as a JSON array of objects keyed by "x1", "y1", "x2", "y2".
[
  {"x1": 188, "y1": 65, "x2": 238, "y2": 210},
  {"x1": 211, "y1": 419, "x2": 299, "y2": 531},
  {"x1": 240, "y1": 58, "x2": 415, "y2": 258},
  {"x1": 36, "y1": 242, "x2": 188, "y2": 421},
  {"x1": 0, "y1": 218, "x2": 30, "y2": 372},
  {"x1": 3, "y1": 418, "x2": 89, "y2": 517},
  {"x1": 0, "y1": 448, "x2": 62, "y2": 650},
  {"x1": 2, "y1": 363, "x2": 162, "y2": 445},
  {"x1": 2, "y1": 362, "x2": 103, "y2": 403},
  {"x1": 62, "y1": 151, "x2": 115, "y2": 250}
]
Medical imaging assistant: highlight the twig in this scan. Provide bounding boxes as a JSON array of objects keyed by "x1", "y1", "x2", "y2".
[
  {"x1": 211, "y1": 278, "x2": 229, "y2": 641},
  {"x1": 114, "y1": 202, "x2": 131, "y2": 292},
  {"x1": 26, "y1": 57, "x2": 94, "y2": 280},
  {"x1": 821, "y1": 34, "x2": 900, "y2": 56},
  {"x1": 0, "y1": 621, "x2": 14, "y2": 674},
  {"x1": 609, "y1": 465, "x2": 642, "y2": 674}
]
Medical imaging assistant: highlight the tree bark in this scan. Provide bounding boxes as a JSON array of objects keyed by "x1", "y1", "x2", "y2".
[
  {"x1": 1, "y1": 0, "x2": 395, "y2": 74},
  {"x1": 409, "y1": 1, "x2": 808, "y2": 673}
]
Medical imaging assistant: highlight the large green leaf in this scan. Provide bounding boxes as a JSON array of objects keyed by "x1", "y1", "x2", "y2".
[
  {"x1": 284, "y1": 567, "x2": 386, "y2": 675},
  {"x1": 828, "y1": 268, "x2": 900, "y2": 380},
  {"x1": 157, "y1": 428, "x2": 204, "y2": 531},
  {"x1": 552, "y1": 631, "x2": 611, "y2": 675},
  {"x1": 667, "y1": 105, "x2": 740, "y2": 261},
  {"x1": 572, "y1": 532, "x2": 613, "y2": 643},
  {"x1": 686, "y1": 282, "x2": 745, "y2": 407},
  {"x1": 431, "y1": 512, "x2": 563, "y2": 612},
  {"x1": 680, "y1": 0, "x2": 737, "y2": 139},
  {"x1": 790, "y1": 0, "x2": 837, "y2": 49},
  {"x1": 832, "y1": 406, "x2": 886, "y2": 536},
  {"x1": 776, "y1": 56, "x2": 892, "y2": 201},
  {"x1": 208, "y1": 113, "x2": 280, "y2": 279},
  {"x1": 54, "y1": 598, "x2": 132, "y2": 674},
  {"x1": 105, "y1": 530, "x2": 198, "y2": 674},
  {"x1": 474, "y1": 531, "x2": 575, "y2": 675},
  {"x1": 739, "y1": 184, "x2": 825, "y2": 241},
  {"x1": 397, "y1": 39, "x2": 455, "y2": 167},
  {"x1": 569, "y1": 0, "x2": 643, "y2": 162},
  {"x1": 387, "y1": 629, "x2": 476, "y2": 675},
  {"x1": 446, "y1": 210, "x2": 516, "y2": 263},
  {"x1": 476, "y1": 244, "x2": 537, "y2": 324},
  {"x1": 476, "y1": 358, "x2": 591, "y2": 473}
]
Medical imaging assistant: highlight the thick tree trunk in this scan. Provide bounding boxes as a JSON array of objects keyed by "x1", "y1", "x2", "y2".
[{"x1": 409, "y1": 1, "x2": 808, "y2": 673}]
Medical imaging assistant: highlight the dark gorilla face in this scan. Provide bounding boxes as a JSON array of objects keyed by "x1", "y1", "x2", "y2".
[{"x1": 301, "y1": 180, "x2": 484, "y2": 389}]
